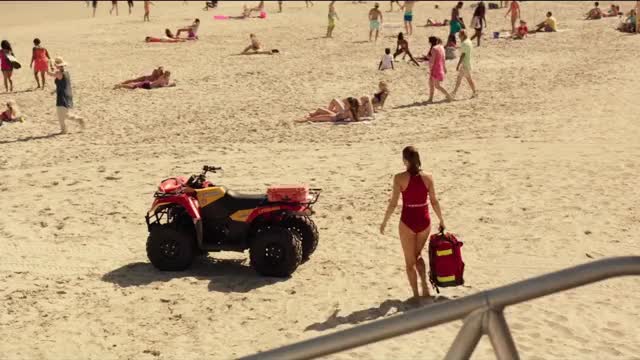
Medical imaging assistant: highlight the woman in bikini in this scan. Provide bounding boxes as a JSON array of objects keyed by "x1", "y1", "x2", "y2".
[
  {"x1": 300, "y1": 96, "x2": 373, "y2": 123},
  {"x1": 380, "y1": 146, "x2": 446, "y2": 299},
  {"x1": 114, "y1": 71, "x2": 175, "y2": 89},
  {"x1": 372, "y1": 81, "x2": 389, "y2": 112},
  {"x1": 392, "y1": 32, "x2": 419, "y2": 67}
]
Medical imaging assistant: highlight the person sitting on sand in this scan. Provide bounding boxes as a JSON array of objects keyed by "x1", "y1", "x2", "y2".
[
  {"x1": 240, "y1": 34, "x2": 279, "y2": 55},
  {"x1": 114, "y1": 71, "x2": 175, "y2": 90},
  {"x1": 0, "y1": 99, "x2": 25, "y2": 124},
  {"x1": 512, "y1": 19, "x2": 528, "y2": 39},
  {"x1": 117, "y1": 67, "x2": 164, "y2": 86},
  {"x1": 425, "y1": 18, "x2": 449, "y2": 27},
  {"x1": 393, "y1": 32, "x2": 420, "y2": 67},
  {"x1": 585, "y1": 2, "x2": 604, "y2": 20},
  {"x1": 531, "y1": 11, "x2": 557, "y2": 33},
  {"x1": 299, "y1": 97, "x2": 374, "y2": 123},
  {"x1": 605, "y1": 4, "x2": 621, "y2": 17},
  {"x1": 372, "y1": 81, "x2": 389, "y2": 112},
  {"x1": 175, "y1": 19, "x2": 200, "y2": 39},
  {"x1": 617, "y1": 9, "x2": 637, "y2": 33}
]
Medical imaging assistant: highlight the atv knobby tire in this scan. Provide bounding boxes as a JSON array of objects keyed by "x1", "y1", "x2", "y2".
[
  {"x1": 282, "y1": 215, "x2": 319, "y2": 261},
  {"x1": 250, "y1": 226, "x2": 302, "y2": 277},
  {"x1": 147, "y1": 225, "x2": 195, "y2": 271}
]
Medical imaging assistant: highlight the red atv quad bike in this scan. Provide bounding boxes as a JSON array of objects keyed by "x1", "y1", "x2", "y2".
[{"x1": 145, "y1": 166, "x2": 321, "y2": 277}]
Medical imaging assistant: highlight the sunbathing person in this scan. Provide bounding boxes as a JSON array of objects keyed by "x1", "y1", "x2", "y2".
[
  {"x1": 0, "y1": 99, "x2": 25, "y2": 124},
  {"x1": 175, "y1": 18, "x2": 200, "y2": 39},
  {"x1": 605, "y1": 4, "x2": 621, "y2": 17},
  {"x1": 425, "y1": 18, "x2": 449, "y2": 27},
  {"x1": 118, "y1": 67, "x2": 164, "y2": 85},
  {"x1": 585, "y1": 2, "x2": 604, "y2": 20},
  {"x1": 372, "y1": 81, "x2": 390, "y2": 112},
  {"x1": 300, "y1": 97, "x2": 373, "y2": 123},
  {"x1": 241, "y1": 34, "x2": 279, "y2": 54},
  {"x1": 114, "y1": 71, "x2": 175, "y2": 90}
]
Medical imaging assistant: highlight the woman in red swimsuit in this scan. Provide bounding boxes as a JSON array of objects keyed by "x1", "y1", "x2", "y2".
[{"x1": 380, "y1": 146, "x2": 446, "y2": 299}]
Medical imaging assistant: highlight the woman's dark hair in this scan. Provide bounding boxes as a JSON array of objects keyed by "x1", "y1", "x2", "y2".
[
  {"x1": 403, "y1": 146, "x2": 421, "y2": 175},
  {"x1": 428, "y1": 36, "x2": 441, "y2": 47},
  {"x1": 397, "y1": 32, "x2": 404, "y2": 40},
  {"x1": 347, "y1": 97, "x2": 359, "y2": 122},
  {"x1": 33, "y1": 38, "x2": 41, "y2": 46},
  {"x1": 1, "y1": 40, "x2": 12, "y2": 52}
]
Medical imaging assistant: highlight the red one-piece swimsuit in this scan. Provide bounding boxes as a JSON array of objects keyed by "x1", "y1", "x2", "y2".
[{"x1": 400, "y1": 174, "x2": 431, "y2": 233}]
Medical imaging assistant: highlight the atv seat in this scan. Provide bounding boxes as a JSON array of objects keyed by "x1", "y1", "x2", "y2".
[{"x1": 225, "y1": 191, "x2": 267, "y2": 209}]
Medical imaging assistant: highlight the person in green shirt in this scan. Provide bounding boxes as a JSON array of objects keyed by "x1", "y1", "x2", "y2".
[{"x1": 451, "y1": 30, "x2": 477, "y2": 99}]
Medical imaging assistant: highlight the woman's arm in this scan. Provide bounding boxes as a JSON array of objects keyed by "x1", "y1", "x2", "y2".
[
  {"x1": 47, "y1": 69, "x2": 63, "y2": 79},
  {"x1": 380, "y1": 174, "x2": 401, "y2": 234},
  {"x1": 30, "y1": 48, "x2": 35, "y2": 68},
  {"x1": 380, "y1": 92, "x2": 388, "y2": 108},
  {"x1": 425, "y1": 175, "x2": 445, "y2": 231}
]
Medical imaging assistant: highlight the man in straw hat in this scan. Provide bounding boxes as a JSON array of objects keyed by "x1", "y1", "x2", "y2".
[{"x1": 47, "y1": 56, "x2": 85, "y2": 134}]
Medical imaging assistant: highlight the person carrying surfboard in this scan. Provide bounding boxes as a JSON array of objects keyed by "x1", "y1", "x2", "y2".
[{"x1": 1, "y1": 40, "x2": 16, "y2": 93}]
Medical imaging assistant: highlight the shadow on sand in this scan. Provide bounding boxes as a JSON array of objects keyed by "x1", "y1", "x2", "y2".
[
  {"x1": 102, "y1": 257, "x2": 286, "y2": 293},
  {"x1": 392, "y1": 99, "x2": 451, "y2": 109},
  {"x1": 0, "y1": 132, "x2": 62, "y2": 145},
  {"x1": 304, "y1": 296, "x2": 451, "y2": 332}
]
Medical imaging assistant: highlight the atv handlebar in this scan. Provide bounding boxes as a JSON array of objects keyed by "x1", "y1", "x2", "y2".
[{"x1": 202, "y1": 166, "x2": 222, "y2": 174}]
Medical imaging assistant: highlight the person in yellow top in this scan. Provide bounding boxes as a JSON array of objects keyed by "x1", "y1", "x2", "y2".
[{"x1": 532, "y1": 11, "x2": 557, "y2": 33}]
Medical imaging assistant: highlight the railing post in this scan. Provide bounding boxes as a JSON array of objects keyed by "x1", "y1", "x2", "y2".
[
  {"x1": 444, "y1": 309, "x2": 484, "y2": 360},
  {"x1": 485, "y1": 309, "x2": 519, "y2": 360}
]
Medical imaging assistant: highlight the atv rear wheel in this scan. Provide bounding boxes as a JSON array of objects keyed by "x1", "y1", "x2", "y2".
[
  {"x1": 147, "y1": 225, "x2": 195, "y2": 271},
  {"x1": 282, "y1": 215, "x2": 319, "y2": 262},
  {"x1": 250, "y1": 226, "x2": 302, "y2": 277}
]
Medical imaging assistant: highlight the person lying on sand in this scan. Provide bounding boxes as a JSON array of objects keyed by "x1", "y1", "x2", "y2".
[
  {"x1": 117, "y1": 67, "x2": 164, "y2": 86},
  {"x1": 530, "y1": 12, "x2": 557, "y2": 33},
  {"x1": 0, "y1": 99, "x2": 25, "y2": 124},
  {"x1": 175, "y1": 18, "x2": 200, "y2": 39},
  {"x1": 424, "y1": 18, "x2": 449, "y2": 27},
  {"x1": 372, "y1": 81, "x2": 390, "y2": 112},
  {"x1": 114, "y1": 71, "x2": 175, "y2": 90},
  {"x1": 298, "y1": 96, "x2": 374, "y2": 123},
  {"x1": 240, "y1": 34, "x2": 279, "y2": 55},
  {"x1": 585, "y1": 2, "x2": 604, "y2": 20}
]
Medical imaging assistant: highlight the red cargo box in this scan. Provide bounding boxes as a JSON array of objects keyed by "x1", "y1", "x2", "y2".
[{"x1": 267, "y1": 185, "x2": 309, "y2": 203}]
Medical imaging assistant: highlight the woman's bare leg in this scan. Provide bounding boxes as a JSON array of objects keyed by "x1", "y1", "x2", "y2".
[
  {"x1": 435, "y1": 80, "x2": 453, "y2": 101},
  {"x1": 304, "y1": 114, "x2": 337, "y2": 122},
  {"x1": 40, "y1": 71, "x2": 46, "y2": 88},
  {"x1": 34, "y1": 70, "x2": 41, "y2": 89},
  {"x1": 414, "y1": 226, "x2": 431, "y2": 297},
  {"x1": 328, "y1": 98, "x2": 345, "y2": 113},
  {"x1": 399, "y1": 222, "x2": 420, "y2": 298},
  {"x1": 406, "y1": 50, "x2": 420, "y2": 66},
  {"x1": 428, "y1": 77, "x2": 435, "y2": 102},
  {"x1": 2, "y1": 72, "x2": 7, "y2": 92}
]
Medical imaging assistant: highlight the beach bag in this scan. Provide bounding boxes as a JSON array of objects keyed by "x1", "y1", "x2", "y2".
[
  {"x1": 488, "y1": 3, "x2": 499, "y2": 10},
  {"x1": 428, "y1": 231, "x2": 464, "y2": 293},
  {"x1": 445, "y1": 46, "x2": 457, "y2": 60}
]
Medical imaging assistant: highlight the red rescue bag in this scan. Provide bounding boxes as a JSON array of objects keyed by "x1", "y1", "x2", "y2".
[
  {"x1": 267, "y1": 185, "x2": 309, "y2": 203},
  {"x1": 428, "y1": 231, "x2": 465, "y2": 293}
]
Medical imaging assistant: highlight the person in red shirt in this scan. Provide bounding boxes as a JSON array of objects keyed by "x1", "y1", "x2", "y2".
[{"x1": 513, "y1": 20, "x2": 528, "y2": 39}]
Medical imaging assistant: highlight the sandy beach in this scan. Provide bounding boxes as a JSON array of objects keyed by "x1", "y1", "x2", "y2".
[{"x1": 1, "y1": 1, "x2": 639, "y2": 359}]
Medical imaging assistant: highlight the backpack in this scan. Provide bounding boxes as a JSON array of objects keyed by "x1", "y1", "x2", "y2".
[{"x1": 428, "y1": 231, "x2": 465, "y2": 293}]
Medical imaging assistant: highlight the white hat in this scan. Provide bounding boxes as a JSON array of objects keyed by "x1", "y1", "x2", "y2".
[{"x1": 53, "y1": 56, "x2": 68, "y2": 67}]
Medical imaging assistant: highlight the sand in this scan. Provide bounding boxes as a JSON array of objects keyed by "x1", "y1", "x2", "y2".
[{"x1": 1, "y1": 1, "x2": 639, "y2": 359}]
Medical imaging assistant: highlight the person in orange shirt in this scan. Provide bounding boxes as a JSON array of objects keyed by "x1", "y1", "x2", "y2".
[{"x1": 144, "y1": 0, "x2": 154, "y2": 22}]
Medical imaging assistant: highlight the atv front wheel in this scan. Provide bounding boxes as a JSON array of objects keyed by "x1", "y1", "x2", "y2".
[
  {"x1": 250, "y1": 226, "x2": 302, "y2": 277},
  {"x1": 282, "y1": 215, "x2": 319, "y2": 262},
  {"x1": 146, "y1": 225, "x2": 195, "y2": 271}
]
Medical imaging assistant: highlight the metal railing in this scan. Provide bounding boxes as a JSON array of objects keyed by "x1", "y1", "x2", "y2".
[{"x1": 240, "y1": 256, "x2": 640, "y2": 360}]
